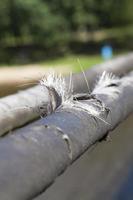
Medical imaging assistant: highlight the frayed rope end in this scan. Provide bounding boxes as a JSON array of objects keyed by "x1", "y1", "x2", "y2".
[{"x1": 39, "y1": 71, "x2": 121, "y2": 124}]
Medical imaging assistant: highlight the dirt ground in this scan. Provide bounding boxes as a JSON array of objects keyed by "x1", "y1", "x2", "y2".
[{"x1": 0, "y1": 64, "x2": 69, "y2": 97}]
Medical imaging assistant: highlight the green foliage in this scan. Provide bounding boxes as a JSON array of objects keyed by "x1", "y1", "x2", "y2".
[
  {"x1": 0, "y1": 0, "x2": 132, "y2": 58},
  {"x1": 0, "y1": 0, "x2": 70, "y2": 47}
]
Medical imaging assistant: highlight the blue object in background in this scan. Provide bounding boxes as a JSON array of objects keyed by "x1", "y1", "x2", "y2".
[{"x1": 101, "y1": 45, "x2": 113, "y2": 60}]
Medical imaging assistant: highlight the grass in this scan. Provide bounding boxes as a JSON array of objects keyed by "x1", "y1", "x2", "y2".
[{"x1": 41, "y1": 54, "x2": 104, "y2": 72}]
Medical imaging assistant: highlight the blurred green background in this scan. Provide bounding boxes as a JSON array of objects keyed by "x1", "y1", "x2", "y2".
[{"x1": 0, "y1": 0, "x2": 133, "y2": 65}]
